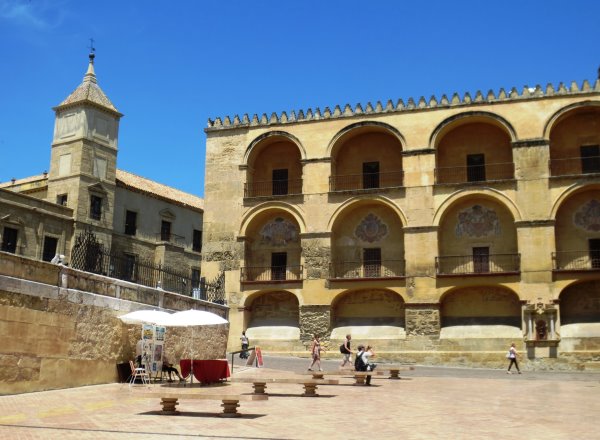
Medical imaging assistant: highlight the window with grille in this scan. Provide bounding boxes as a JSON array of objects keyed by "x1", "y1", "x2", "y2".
[
  {"x1": 363, "y1": 248, "x2": 381, "y2": 277},
  {"x1": 363, "y1": 162, "x2": 380, "y2": 189},
  {"x1": 581, "y1": 145, "x2": 600, "y2": 174},
  {"x1": 160, "y1": 221, "x2": 171, "y2": 241},
  {"x1": 272, "y1": 169, "x2": 289, "y2": 195},
  {"x1": 473, "y1": 247, "x2": 490, "y2": 273},
  {"x1": 467, "y1": 154, "x2": 486, "y2": 182},
  {"x1": 271, "y1": 252, "x2": 287, "y2": 280}
]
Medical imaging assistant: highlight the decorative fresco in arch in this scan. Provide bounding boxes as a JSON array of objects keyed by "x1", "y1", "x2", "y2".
[
  {"x1": 354, "y1": 213, "x2": 388, "y2": 243},
  {"x1": 260, "y1": 217, "x2": 299, "y2": 247},
  {"x1": 441, "y1": 286, "x2": 520, "y2": 327},
  {"x1": 332, "y1": 289, "x2": 404, "y2": 327},
  {"x1": 560, "y1": 281, "x2": 600, "y2": 325},
  {"x1": 248, "y1": 291, "x2": 300, "y2": 327},
  {"x1": 455, "y1": 205, "x2": 501, "y2": 238},
  {"x1": 573, "y1": 200, "x2": 600, "y2": 232}
]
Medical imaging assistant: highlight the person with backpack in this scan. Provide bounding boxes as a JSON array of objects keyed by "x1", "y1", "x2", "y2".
[
  {"x1": 339, "y1": 334, "x2": 352, "y2": 368},
  {"x1": 355, "y1": 344, "x2": 376, "y2": 385}
]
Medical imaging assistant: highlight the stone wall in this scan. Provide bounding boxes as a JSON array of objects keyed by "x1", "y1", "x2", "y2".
[{"x1": 0, "y1": 252, "x2": 228, "y2": 395}]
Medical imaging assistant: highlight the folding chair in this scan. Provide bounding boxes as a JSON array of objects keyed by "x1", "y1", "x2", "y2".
[{"x1": 129, "y1": 360, "x2": 150, "y2": 387}]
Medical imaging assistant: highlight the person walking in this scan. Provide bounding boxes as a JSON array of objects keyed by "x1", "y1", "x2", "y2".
[
  {"x1": 240, "y1": 331, "x2": 249, "y2": 359},
  {"x1": 340, "y1": 334, "x2": 352, "y2": 368},
  {"x1": 308, "y1": 334, "x2": 322, "y2": 371},
  {"x1": 506, "y1": 342, "x2": 521, "y2": 374}
]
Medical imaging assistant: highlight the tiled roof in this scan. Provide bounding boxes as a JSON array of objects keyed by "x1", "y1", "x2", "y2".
[
  {"x1": 54, "y1": 56, "x2": 121, "y2": 115},
  {"x1": 116, "y1": 169, "x2": 204, "y2": 211},
  {"x1": 0, "y1": 173, "x2": 47, "y2": 188}
]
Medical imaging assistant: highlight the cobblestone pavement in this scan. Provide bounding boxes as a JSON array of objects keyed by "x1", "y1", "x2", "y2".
[{"x1": 0, "y1": 355, "x2": 598, "y2": 440}]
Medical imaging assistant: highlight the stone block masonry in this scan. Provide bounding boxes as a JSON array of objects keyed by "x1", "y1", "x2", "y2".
[{"x1": 0, "y1": 252, "x2": 228, "y2": 394}]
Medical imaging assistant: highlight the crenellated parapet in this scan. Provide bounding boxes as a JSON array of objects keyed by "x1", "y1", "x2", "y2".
[{"x1": 206, "y1": 79, "x2": 600, "y2": 132}]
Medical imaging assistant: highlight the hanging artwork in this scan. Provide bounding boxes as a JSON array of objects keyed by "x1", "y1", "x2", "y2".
[
  {"x1": 355, "y1": 213, "x2": 388, "y2": 243},
  {"x1": 455, "y1": 204, "x2": 501, "y2": 238},
  {"x1": 573, "y1": 199, "x2": 600, "y2": 231},
  {"x1": 260, "y1": 217, "x2": 299, "y2": 246}
]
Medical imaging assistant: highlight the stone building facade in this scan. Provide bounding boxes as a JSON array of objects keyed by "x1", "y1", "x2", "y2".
[
  {"x1": 0, "y1": 54, "x2": 203, "y2": 287},
  {"x1": 203, "y1": 75, "x2": 600, "y2": 368}
]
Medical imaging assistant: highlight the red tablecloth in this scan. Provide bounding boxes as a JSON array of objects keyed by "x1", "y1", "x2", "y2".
[{"x1": 180, "y1": 359, "x2": 230, "y2": 383}]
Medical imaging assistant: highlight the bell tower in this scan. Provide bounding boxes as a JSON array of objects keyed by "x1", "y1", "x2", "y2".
[{"x1": 46, "y1": 51, "x2": 123, "y2": 247}]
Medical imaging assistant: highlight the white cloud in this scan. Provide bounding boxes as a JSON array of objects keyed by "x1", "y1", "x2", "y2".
[{"x1": 0, "y1": 0, "x2": 67, "y2": 30}]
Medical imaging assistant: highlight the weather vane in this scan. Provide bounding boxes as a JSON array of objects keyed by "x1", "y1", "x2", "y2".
[{"x1": 88, "y1": 38, "x2": 95, "y2": 54}]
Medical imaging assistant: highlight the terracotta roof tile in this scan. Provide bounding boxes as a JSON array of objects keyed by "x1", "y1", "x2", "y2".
[{"x1": 116, "y1": 169, "x2": 204, "y2": 211}]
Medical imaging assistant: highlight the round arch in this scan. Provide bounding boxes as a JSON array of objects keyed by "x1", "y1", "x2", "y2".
[
  {"x1": 439, "y1": 285, "x2": 522, "y2": 339},
  {"x1": 326, "y1": 121, "x2": 406, "y2": 157},
  {"x1": 243, "y1": 290, "x2": 301, "y2": 340},
  {"x1": 328, "y1": 196, "x2": 407, "y2": 231},
  {"x1": 330, "y1": 288, "x2": 407, "y2": 340},
  {"x1": 429, "y1": 111, "x2": 518, "y2": 149},
  {"x1": 239, "y1": 201, "x2": 307, "y2": 237},
  {"x1": 550, "y1": 182, "x2": 600, "y2": 220},
  {"x1": 243, "y1": 130, "x2": 307, "y2": 164},
  {"x1": 543, "y1": 101, "x2": 600, "y2": 140},
  {"x1": 432, "y1": 188, "x2": 522, "y2": 227},
  {"x1": 559, "y1": 279, "x2": 600, "y2": 338}
]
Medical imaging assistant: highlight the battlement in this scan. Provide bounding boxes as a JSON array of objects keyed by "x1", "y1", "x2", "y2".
[{"x1": 206, "y1": 79, "x2": 600, "y2": 132}]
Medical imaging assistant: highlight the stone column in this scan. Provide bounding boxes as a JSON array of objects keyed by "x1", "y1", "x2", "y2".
[
  {"x1": 300, "y1": 233, "x2": 331, "y2": 280},
  {"x1": 405, "y1": 304, "x2": 440, "y2": 337},
  {"x1": 299, "y1": 305, "x2": 331, "y2": 344}
]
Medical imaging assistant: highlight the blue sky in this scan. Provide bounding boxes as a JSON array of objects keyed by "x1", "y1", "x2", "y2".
[{"x1": 1, "y1": 0, "x2": 599, "y2": 198}]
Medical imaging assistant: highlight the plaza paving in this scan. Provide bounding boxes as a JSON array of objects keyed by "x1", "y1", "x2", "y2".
[{"x1": 0, "y1": 356, "x2": 598, "y2": 440}]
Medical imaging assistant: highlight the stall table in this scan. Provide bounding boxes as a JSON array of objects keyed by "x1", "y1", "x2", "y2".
[{"x1": 180, "y1": 359, "x2": 230, "y2": 384}]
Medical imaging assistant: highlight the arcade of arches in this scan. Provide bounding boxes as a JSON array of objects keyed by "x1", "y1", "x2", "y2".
[{"x1": 203, "y1": 83, "x2": 600, "y2": 369}]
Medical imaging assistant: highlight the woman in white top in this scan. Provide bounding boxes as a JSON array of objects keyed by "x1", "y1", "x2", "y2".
[{"x1": 506, "y1": 342, "x2": 521, "y2": 374}]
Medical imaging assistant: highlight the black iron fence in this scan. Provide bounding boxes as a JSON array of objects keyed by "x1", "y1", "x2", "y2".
[
  {"x1": 435, "y1": 162, "x2": 514, "y2": 184},
  {"x1": 244, "y1": 179, "x2": 303, "y2": 198},
  {"x1": 549, "y1": 156, "x2": 600, "y2": 177},
  {"x1": 69, "y1": 230, "x2": 225, "y2": 304},
  {"x1": 552, "y1": 251, "x2": 600, "y2": 271},
  {"x1": 329, "y1": 260, "x2": 406, "y2": 279},
  {"x1": 436, "y1": 253, "x2": 520, "y2": 275},
  {"x1": 329, "y1": 171, "x2": 404, "y2": 192},
  {"x1": 240, "y1": 265, "x2": 303, "y2": 282}
]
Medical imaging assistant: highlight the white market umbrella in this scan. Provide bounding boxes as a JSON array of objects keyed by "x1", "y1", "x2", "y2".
[
  {"x1": 159, "y1": 309, "x2": 228, "y2": 327},
  {"x1": 118, "y1": 309, "x2": 172, "y2": 325},
  {"x1": 158, "y1": 309, "x2": 228, "y2": 384}
]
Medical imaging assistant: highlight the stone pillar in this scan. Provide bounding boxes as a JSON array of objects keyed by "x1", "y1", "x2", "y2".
[
  {"x1": 299, "y1": 305, "x2": 331, "y2": 344},
  {"x1": 405, "y1": 304, "x2": 440, "y2": 337},
  {"x1": 300, "y1": 233, "x2": 331, "y2": 280}
]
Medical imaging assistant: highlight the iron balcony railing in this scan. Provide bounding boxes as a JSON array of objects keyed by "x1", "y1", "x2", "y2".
[
  {"x1": 435, "y1": 162, "x2": 514, "y2": 184},
  {"x1": 329, "y1": 260, "x2": 405, "y2": 279},
  {"x1": 240, "y1": 265, "x2": 304, "y2": 282},
  {"x1": 549, "y1": 156, "x2": 600, "y2": 177},
  {"x1": 552, "y1": 251, "x2": 600, "y2": 271},
  {"x1": 329, "y1": 171, "x2": 403, "y2": 192},
  {"x1": 155, "y1": 232, "x2": 186, "y2": 247},
  {"x1": 244, "y1": 179, "x2": 303, "y2": 198},
  {"x1": 436, "y1": 253, "x2": 520, "y2": 275}
]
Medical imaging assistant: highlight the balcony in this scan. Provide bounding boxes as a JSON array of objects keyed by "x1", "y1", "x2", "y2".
[
  {"x1": 155, "y1": 232, "x2": 186, "y2": 247},
  {"x1": 552, "y1": 251, "x2": 600, "y2": 271},
  {"x1": 435, "y1": 162, "x2": 514, "y2": 185},
  {"x1": 240, "y1": 265, "x2": 303, "y2": 283},
  {"x1": 436, "y1": 253, "x2": 520, "y2": 276},
  {"x1": 329, "y1": 260, "x2": 405, "y2": 280},
  {"x1": 329, "y1": 171, "x2": 403, "y2": 192},
  {"x1": 244, "y1": 179, "x2": 303, "y2": 198},
  {"x1": 549, "y1": 156, "x2": 600, "y2": 177}
]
